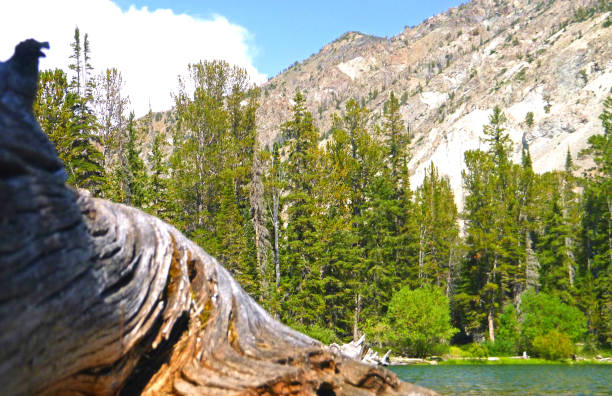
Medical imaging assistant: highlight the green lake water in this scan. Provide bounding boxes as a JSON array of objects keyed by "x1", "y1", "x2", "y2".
[{"x1": 390, "y1": 364, "x2": 612, "y2": 395}]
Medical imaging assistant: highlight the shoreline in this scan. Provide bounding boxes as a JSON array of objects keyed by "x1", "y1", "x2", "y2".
[{"x1": 389, "y1": 357, "x2": 612, "y2": 366}]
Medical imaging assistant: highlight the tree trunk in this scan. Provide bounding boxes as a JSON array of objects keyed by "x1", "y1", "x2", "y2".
[
  {"x1": 0, "y1": 40, "x2": 437, "y2": 396},
  {"x1": 446, "y1": 248, "x2": 453, "y2": 296},
  {"x1": 273, "y1": 191, "x2": 281, "y2": 290},
  {"x1": 250, "y1": 151, "x2": 270, "y2": 299},
  {"x1": 353, "y1": 293, "x2": 362, "y2": 341},
  {"x1": 488, "y1": 307, "x2": 496, "y2": 343},
  {"x1": 418, "y1": 225, "x2": 425, "y2": 279}
]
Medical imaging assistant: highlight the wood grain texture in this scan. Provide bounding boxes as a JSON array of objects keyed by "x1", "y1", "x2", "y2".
[{"x1": 0, "y1": 40, "x2": 438, "y2": 396}]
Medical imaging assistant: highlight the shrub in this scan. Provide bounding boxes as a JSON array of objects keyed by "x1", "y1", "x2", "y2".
[
  {"x1": 289, "y1": 322, "x2": 338, "y2": 345},
  {"x1": 519, "y1": 290, "x2": 586, "y2": 354},
  {"x1": 525, "y1": 111, "x2": 535, "y2": 128},
  {"x1": 578, "y1": 69, "x2": 588, "y2": 85},
  {"x1": 467, "y1": 342, "x2": 489, "y2": 358},
  {"x1": 532, "y1": 330, "x2": 574, "y2": 360},
  {"x1": 581, "y1": 334, "x2": 600, "y2": 357},
  {"x1": 490, "y1": 305, "x2": 520, "y2": 355},
  {"x1": 385, "y1": 285, "x2": 457, "y2": 358},
  {"x1": 447, "y1": 345, "x2": 473, "y2": 358},
  {"x1": 486, "y1": 338, "x2": 517, "y2": 356}
]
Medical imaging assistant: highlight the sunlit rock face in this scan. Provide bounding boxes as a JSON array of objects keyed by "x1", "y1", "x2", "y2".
[{"x1": 254, "y1": 0, "x2": 611, "y2": 208}]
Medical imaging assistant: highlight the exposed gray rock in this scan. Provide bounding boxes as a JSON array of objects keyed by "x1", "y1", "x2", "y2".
[{"x1": 255, "y1": 0, "x2": 611, "y2": 209}]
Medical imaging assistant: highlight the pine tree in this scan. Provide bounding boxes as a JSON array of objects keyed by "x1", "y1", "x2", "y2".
[
  {"x1": 318, "y1": 143, "x2": 359, "y2": 338},
  {"x1": 171, "y1": 60, "x2": 259, "y2": 296},
  {"x1": 250, "y1": 148, "x2": 272, "y2": 304},
  {"x1": 69, "y1": 28, "x2": 83, "y2": 98},
  {"x1": 458, "y1": 106, "x2": 522, "y2": 342},
  {"x1": 124, "y1": 113, "x2": 148, "y2": 208},
  {"x1": 518, "y1": 147, "x2": 540, "y2": 298},
  {"x1": 93, "y1": 68, "x2": 129, "y2": 179},
  {"x1": 280, "y1": 92, "x2": 327, "y2": 328},
  {"x1": 67, "y1": 27, "x2": 105, "y2": 195},
  {"x1": 579, "y1": 95, "x2": 612, "y2": 345},
  {"x1": 326, "y1": 98, "x2": 381, "y2": 339},
  {"x1": 34, "y1": 68, "x2": 104, "y2": 194},
  {"x1": 382, "y1": 92, "x2": 409, "y2": 179},
  {"x1": 457, "y1": 149, "x2": 499, "y2": 340},
  {"x1": 415, "y1": 163, "x2": 460, "y2": 294},
  {"x1": 147, "y1": 128, "x2": 171, "y2": 220},
  {"x1": 263, "y1": 143, "x2": 286, "y2": 294},
  {"x1": 533, "y1": 148, "x2": 580, "y2": 306},
  {"x1": 360, "y1": 92, "x2": 416, "y2": 334},
  {"x1": 34, "y1": 69, "x2": 79, "y2": 170}
]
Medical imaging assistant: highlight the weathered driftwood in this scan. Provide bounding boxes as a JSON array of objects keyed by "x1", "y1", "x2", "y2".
[
  {"x1": 0, "y1": 40, "x2": 438, "y2": 396},
  {"x1": 330, "y1": 335, "x2": 391, "y2": 366}
]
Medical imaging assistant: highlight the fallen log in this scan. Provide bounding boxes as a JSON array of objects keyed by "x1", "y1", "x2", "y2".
[{"x1": 0, "y1": 39, "x2": 438, "y2": 396}]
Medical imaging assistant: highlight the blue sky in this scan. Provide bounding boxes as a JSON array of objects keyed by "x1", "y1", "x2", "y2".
[{"x1": 113, "y1": 0, "x2": 467, "y2": 77}]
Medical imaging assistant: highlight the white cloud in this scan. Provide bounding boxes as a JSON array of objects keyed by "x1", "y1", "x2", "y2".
[{"x1": 0, "y1": 0, "x2": 266, "y2": 116}]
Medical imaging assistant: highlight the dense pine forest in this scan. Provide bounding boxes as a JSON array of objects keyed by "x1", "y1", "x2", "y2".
[{"x1": 35, "y1": 28, "x2": 611, "y2": 360}]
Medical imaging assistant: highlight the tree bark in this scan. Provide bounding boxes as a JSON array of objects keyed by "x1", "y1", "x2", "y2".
[
  {"x1": 353, "y1": 293, "x2": 362, "y2": 341},
  {"x1": 0, "y1": 40, "x2": 437, "y2": 396},
  {"x1": 250, "y1": 150, "x2": 270, "y2": 299},
  {"x1": 487, "y1": 308, "x2": 495, "y2": 343},
  {"x1": 273, "y1": 190, "x2": 281, "y2": 290}
]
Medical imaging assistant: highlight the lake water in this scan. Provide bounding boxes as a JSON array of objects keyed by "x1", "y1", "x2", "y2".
[{"x1": 390, "y1": 364, "x2": 612, "y2": 395}]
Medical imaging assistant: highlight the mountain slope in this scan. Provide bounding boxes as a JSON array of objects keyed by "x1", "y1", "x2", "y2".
[{"x1": 256, "y1": 0, "x2": 612, "y2": 207}]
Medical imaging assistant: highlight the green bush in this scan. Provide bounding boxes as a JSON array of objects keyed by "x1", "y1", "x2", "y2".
[
  {"x1": 289, "y1": 323, "x2": 338, "y2": 345},
  {"x1": 385, "y1": 285, "x2": 457, "y2": 358},
  {"x1": 467, "y1": 342, "x2": 489, "y2": 358},
  {"x1": 493, "y1": 305, "x2": 521, "y2": 355},
  {"x1": 447, "y1": 345, "x2": 473, "y2": 358},
  {"x1": 525, "y1": 111, "x2": 535, "y2": 128},
  {"x1": 485, "y1": 338, "x2": 517, "y2": 356},
  {"x1": 580, "y1": 334, "x2": 601, "y2": 357},
  {"x1": 519, "y1": 290, "x2": 586, "y2": 354},
  {"x1": 532, "y1": 330, "x2": 574, "y2": 360}
]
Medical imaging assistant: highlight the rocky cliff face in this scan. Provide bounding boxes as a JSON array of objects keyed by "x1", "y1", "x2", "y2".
[{"x1": 256, "y1": 0, "x2": 611, "y2": 207}]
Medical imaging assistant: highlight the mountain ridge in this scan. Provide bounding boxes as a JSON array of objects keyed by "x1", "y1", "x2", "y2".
[{"x1": 256, "y1": 0, "x2": 611, "y2": 207}]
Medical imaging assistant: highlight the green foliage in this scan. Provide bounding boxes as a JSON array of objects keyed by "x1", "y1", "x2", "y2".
[
  {"x1": 415, "y1": 163, "x2": 460, "y2": 290},
  {"x1": 35, "y1": 65, "x2": 105, "y2": 195},
  {"x1": 525, "y1": 111, "x2": 534, "y2": 128},
  {"x1": 579, "y1": 95, "x2": 612, "y2": 345},
  {"x1": 570, "y1": 1, "x2": 612, "y2": 24},
  {"x1": 467, "y1": 342, "x2": 489, "y2": 358},
  {"x1": 34, "y1": 69, "x2": 80, "y2": 168},
  {"x1": 171, "y1": 60, "x2": 261, "y2": 296},
  {"x1": 487, "y1": 305, "x2": 520, "y2": 356},
  {"x1": 536, "y1": 175, "x2": 579, "y2": 304},
  {"x1": 578, "y1": 69, "x2": 588, "y2": 85},
  {"x1": 147, "y1": 129, "x2": 171, "y2": 220},
  {"x1": 124, "y1": 113, "x2": 148, "y2": 207},
  {"x1": 288, "y1": 322, "x2": 339, "y2": 345},
  {"x1": 519, "y1": 290, "x2": 586, "y2": 353},
  {"x1": 280, "y1": 91, "x2": 328, "y2": 327},
  {"x1": 532, "y1": 330, "x2": 574, "y2": 360},
  {"x1": 385, "y1": 285, "x2": 457, "y2": 358},
  {"x1": 447, "y1": 345, "x2": 473, "y2": 358}
]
